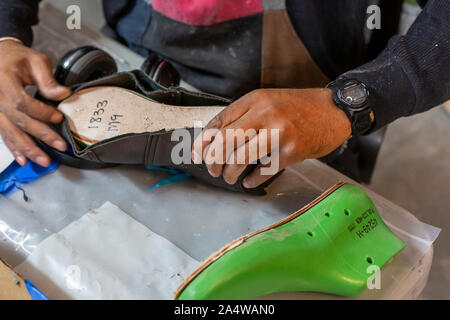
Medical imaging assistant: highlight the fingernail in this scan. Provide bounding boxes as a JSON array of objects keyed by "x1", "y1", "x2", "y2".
[
  {"x1": 50, "y1": 112, "x2": 63, "y2": 123},
  {"x1": 224, "y1": 176, "x2": 236, "y2": 185},
  {"x1": 54, "y1": 86, "x2": 71, "y2": 100},
  {"x1": 208, "y1": 168, "x2": 217, "y2": 177},
  {"x1": 36, "y1": 156, "x2": 50, "y2": 167},
  {"x1": 243, "y1": 178, "x2": 252, "y2": 189},
  {"x1": 16, "y1": 156, "x2": 27, "y2": 166},
  {"x1": 52, "y1": 140, "x2": 66, "y2": 151}
]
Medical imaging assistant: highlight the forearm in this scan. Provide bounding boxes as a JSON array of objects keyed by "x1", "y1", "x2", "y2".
[
  {"x1": 0, "y1": 0, "x2": 41, "y2": 46},
  {"x1": 340, "y1": 0, "x2": 450, "y2": 131}
]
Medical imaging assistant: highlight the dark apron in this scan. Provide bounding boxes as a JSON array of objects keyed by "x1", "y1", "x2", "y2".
[
  {"x1": 136, "y1": 0, "x2": 328, "y2": 97},
  {"x1": 260, "y1": 1, "x2": 328, "y2": 89}
]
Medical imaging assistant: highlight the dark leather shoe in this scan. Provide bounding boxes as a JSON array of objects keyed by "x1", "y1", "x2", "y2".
[{"x1": 36, "y1": 70, "x2": 282, "y2": 195}]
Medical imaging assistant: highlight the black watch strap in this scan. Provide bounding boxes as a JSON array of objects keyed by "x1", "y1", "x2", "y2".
[
  {"x1": 327, "y1": 79, "x2": 373, "y2": 136},
  {"x1": 351, "y1": 107, "x2": 373, "y2": 135}
]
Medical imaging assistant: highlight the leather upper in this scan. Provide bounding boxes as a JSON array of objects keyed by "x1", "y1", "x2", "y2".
[{"x1": 36, "y1": 70, "x2": 282, "y2": 195}]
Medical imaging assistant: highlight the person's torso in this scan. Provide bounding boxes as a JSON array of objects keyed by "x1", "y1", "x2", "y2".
[{"x1": 106, "y1": 0, "x2": 400, "y2": 98}]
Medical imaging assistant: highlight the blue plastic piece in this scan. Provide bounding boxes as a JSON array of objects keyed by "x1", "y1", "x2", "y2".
[
  {"x1": 0, "y1": 160, "x2": 59, "y2": 196},
  {"x1": 147, "y1": 172, "x2": 191, "y2": 191},
  {"x1": 25, "y1": 280, "x2": 49, "y2": 300},
  {"x1": 145, "y1": 165, "x2": 191, "y2": 190}
]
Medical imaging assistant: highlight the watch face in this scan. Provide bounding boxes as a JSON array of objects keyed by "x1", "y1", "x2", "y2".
[{"x1": 339, "y1": 81, "x2": 368, "y2": 110}]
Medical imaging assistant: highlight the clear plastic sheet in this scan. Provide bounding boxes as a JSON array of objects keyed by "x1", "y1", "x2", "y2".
[
  {"x1": 0, "y1": 2, "x2": 441, "y2": 299},
  {"x1": 15, "y1": 202, "x2": 200, "y2": 300},
  {"x1": 0, "y1": 161, "x2": 440, "y2": 299}
]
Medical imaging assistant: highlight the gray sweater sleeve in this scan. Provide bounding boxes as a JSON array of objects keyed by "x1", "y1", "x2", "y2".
[{"x1": 341, "y1": 0, "x2": 450, "y2": 132}]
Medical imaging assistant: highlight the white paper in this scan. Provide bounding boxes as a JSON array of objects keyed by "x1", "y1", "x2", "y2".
[
  {"x1": 16, "y1": 202, "x2": 200, "y2": 300},
  {"x1": 0, "y1": 137, "x2": 14, "y2": 173}
]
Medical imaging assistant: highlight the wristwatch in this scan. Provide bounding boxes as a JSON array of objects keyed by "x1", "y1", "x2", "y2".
[{"x1": 326, "y1": 78, "x2": 374, "y2": 136}]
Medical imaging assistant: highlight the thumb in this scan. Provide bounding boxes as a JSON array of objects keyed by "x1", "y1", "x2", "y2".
[{"x1": 29, "y1": 54, "x2": 71, "y2": 101}]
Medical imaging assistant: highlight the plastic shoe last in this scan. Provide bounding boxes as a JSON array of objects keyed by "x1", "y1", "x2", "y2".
[{"x1": 175, "y1": 183, "x2": 406, "y2": 299}]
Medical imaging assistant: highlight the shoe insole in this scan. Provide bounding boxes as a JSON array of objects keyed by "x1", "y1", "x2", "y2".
[{"x1": 57, "y1": 86, "x2": 226, "y2": 146}]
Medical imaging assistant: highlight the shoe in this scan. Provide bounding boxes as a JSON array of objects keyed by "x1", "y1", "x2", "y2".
[
  {"x1": 175, "y1": 183, "x2": 406, "y2": 299},
  {"x1": 36, "y1": 70, "x2": 281, "y2": 194}
]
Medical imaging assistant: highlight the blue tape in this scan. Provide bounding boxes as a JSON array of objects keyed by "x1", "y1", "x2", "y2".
[
  {"x1": 25, "y1": 280, "x2": 49, "y2": 300},
  {"x1": 147, "y1": 172, "x2": 191, "y2": 191},
  {"x1": 145, "y1": 165, "x2": 191, "y2": 190},
  {"x1": 0, "y1": 160, "x2": 59, "y2": 196}
]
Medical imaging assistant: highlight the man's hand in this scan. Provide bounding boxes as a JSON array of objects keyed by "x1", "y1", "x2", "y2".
[
  {"x1": 0, "y1": 40, "x2": 71, "y2": 167},
  {"x1": 192, "y1": 88, "x2": 352, "y2": 188}
]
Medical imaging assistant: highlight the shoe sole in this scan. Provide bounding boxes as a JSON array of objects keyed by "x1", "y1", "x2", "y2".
[{"x1": 57, "y1": 86, "x2": 225, "y2": 145}]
